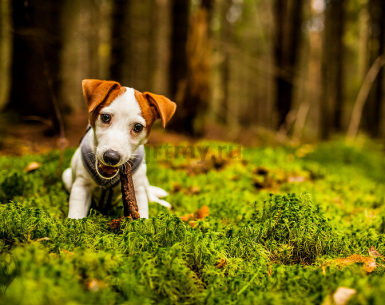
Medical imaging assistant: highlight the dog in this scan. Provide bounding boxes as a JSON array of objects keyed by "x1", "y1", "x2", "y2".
[{"x1": 62, "y1": 79, "x2": 176, "y2": 219}]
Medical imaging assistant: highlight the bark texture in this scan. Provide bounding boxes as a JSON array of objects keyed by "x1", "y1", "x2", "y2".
[
  {"x1": 273, "y1": 0, "x2": 304, "y2": 129},
  {"x1": 120, "y1": 162, "x2": 140, "y2": 219}
]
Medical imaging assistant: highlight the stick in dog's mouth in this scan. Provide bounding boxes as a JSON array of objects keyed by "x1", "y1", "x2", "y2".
[{"x1": 96, "y1": 159, "x2": 120, "y2": 179}]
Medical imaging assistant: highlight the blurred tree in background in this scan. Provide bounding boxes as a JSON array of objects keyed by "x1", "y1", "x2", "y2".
[
  {"x1": 273, "y1": 0, "x2": 304, "y2": 130},
  {"x1": 321, "y1": 0, "x2": 345, "y2": 139},
  {"x1": 8, "y1": 0, "x2": 62, "y2": 122},
  {"x1": 0, "y1": 0, "x2": 384, "y2": 139},
  {"x1": 365, "y1": 0, "x2": 385, "y2": 137}
]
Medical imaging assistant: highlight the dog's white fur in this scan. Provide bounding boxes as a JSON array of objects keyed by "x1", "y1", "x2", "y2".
[{"x1": 63, "y1": 87, "x2": 171, "y2": 219}]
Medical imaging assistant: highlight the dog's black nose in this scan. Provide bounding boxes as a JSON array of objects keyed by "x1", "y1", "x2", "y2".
[{"x1": 103, "y1": 150, "x2": 121, "y2": 165}]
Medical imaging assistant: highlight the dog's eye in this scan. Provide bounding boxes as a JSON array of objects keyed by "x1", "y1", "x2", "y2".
[
  {"x1": 101, "y1": 114, "x2": 111, "y2": 123},
  {"x1": 133, "y1": 123, "x2": 143, "y2": 133}
]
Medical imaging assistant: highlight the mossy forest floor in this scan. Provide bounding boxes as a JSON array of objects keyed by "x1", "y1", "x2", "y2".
[{"x1": 0, "y1": 139, "x2": 385, "y2": 304}]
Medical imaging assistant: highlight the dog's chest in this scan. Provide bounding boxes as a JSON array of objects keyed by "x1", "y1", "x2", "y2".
[{"x1": 91, "y1": 185, "x2": 122, "y2": 213}]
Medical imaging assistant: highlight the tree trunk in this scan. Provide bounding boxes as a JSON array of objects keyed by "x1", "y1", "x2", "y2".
[
  {"x1": 168, "y1": 0, "x2": 213, "y2": 136},
  {"x1": 364, "y1": 0, "x2": 385, "y2": 137},
  {"x1": 109, "y1": 0, "x2": 131, "y2": 83},
  {"x1": 8, "y1": 0, "x2": 62, "y2": 123},
  {"x1": 0, "y1": 0, "x2": 12, "y2": 111},
  {"x1": 168, "y1": 0, "x2": 189, "y2": 101},
  {"x1": 219, "y1": 0, "x2": 232, "y2": 125},
  {"x1": 273, "y1": 0, "x2": 304, "y2": 129},
  {"x1": 149, "y1": 0, "x2": 171, "y2": 96},
  {"x1": 320, "y1": 0, "x2": 345, "y2": 139}
]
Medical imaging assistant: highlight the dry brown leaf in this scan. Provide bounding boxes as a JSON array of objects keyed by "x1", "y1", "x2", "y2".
[
  {"x1": 180, "y1": 205, "x2": 209, "y2": 225},
  {"x1": 61, "y1": 249, "x2": 74, "y2": 255},
  {"x1": 368, "y1": 246, "x2": 381, "y2": 257},
  {"x1": 180, "y1": 213, "x2": 194, "y2": 222},
  {"x1": 195, "y1": 205, "x2": 209, "y2": 220},
  {"x1": 215, "y1": 258, "x2": 227, "y2": 269},
  {"x1": 335, "y1": 254, "x2": 377, "y2": 273},
  {"x1": 87, "y1": 279, "x2": 108, "y2": 291},
  {"x1": 25, "y1": 162, "x2": 41, "y2": 172},
  {"x1": 333, "y1": 287, "x2": 356, "y2": 305}
]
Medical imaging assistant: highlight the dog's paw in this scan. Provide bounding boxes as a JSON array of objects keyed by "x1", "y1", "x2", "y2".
[
  {"x1": 149, "y1": 185, "x2": 169, "y2": 198},
  {"x1": 156, "y1": 199, "x2": 172, "y2": 209}
]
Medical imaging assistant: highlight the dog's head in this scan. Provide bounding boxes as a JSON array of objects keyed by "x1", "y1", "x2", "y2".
[{"x1": 82, "y1": 79, "x2": 176, "y2": 179}]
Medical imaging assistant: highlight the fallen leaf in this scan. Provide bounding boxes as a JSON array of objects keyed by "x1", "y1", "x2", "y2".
[
  {"x1": 333, "y1": 287, "x2": 356, "y2": 305},
  {"x1": 335, "y1": 254, "x2": 377, "y2": 273},
  {"x1": 87, "y1": 279, "x2": 108, "y2": 291},
  {"x1": 61, "y1": 249, "x2": 74, "y2": 255},
  {"x1": 25, "y1": 162, "x2": 41, "y2": 172},
  {"x1": 368, "y1": 246, "x2": 381, "y2": 258},
  {"x1": 180, "y1": 213, "x2": 194, "y2": 222},
  {"x1": 215, "y1": 258, "x2": 227, "y2": 269},
  {"x1": 365, "y1": 259, "x2": 377, "y2": 272},
  {"x1": 180, "y1": 205, "x2": 209, "y2": 225},
  {"x1": 195, "y1": 205, "x2": 209, "y2": 220}
]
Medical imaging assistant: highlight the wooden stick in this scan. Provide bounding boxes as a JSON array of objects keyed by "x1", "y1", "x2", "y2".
[{"x1": 120, "y1": 161, "x2": 140, "y2": 219}]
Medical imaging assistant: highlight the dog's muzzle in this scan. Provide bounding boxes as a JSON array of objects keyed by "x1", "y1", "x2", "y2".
[
  {"x1": 97, "y1": 149, "x2": 121, "y2": 179},
  {"x1": 103, "y1": 150, "x2": 121, "y2": 165}
]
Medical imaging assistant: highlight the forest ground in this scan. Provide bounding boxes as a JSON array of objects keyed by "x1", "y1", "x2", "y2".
[{"x1": 0, "y1": 127, "x2": 385, "y2": 304}]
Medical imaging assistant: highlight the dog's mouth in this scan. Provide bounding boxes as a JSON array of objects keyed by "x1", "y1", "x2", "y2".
[{"x1": 96, "y1": 159, "x2": 119, "y2": 179}]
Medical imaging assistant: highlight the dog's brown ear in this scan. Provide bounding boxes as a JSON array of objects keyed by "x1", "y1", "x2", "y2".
[
  {"x1": 82, "y1": 79, "x2": 122, "y2": 113},
  {"x1": 142, "y1": 92, "x2": 176, "y2": 129}
]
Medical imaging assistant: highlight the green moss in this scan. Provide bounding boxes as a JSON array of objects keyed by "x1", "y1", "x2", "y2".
[{"x1": 0, "y1": 139, "x2": 384, "y2": 304}]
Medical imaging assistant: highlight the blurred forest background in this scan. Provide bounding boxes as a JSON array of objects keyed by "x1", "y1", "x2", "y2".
[{"x1": 0, "y1": 0, "x2": 384, "y2": 151}]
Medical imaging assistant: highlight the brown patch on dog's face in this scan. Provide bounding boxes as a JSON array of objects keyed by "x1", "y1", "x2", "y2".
[
  {"x1": 134, "y1": 90, "x2": 157, "y2": 129},
  {"x1": 82, "y1": 79, "x2": 127, "y2": 128},
  {"x1": 134, "y1": 90, "x2": 176, "y2": 132}
]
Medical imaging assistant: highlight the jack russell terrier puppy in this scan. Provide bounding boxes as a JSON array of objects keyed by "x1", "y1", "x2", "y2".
[{"x1": 62, "y1": 79, "x2": 176, "y2": 219}]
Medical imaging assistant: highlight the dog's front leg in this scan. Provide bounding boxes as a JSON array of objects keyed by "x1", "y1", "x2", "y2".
[
  {"x1": 135, "y1": 186, "x2": 149, "y2": 219},
  {"x1": 68, "y1": 179, "x2": 92, "y2": 219}
]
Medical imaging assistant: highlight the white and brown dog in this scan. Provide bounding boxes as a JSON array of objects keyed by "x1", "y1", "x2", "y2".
[{"x1": 62, "y1": 79, "x2": 176, "y2": 219}]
